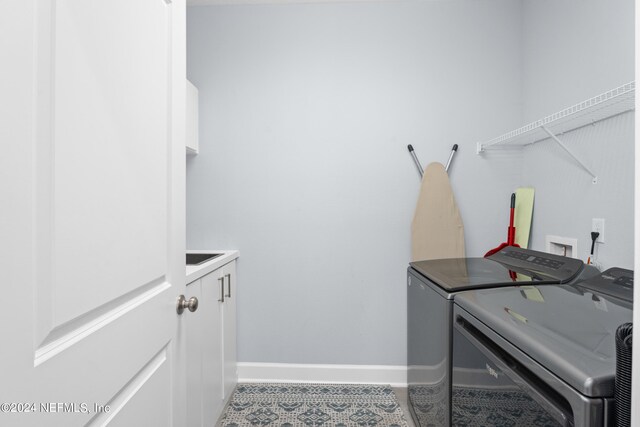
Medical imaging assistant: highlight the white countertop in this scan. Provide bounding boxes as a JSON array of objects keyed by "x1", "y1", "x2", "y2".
[{"x1": 186, "y1": 250, "x2": 239, "y2": 284}]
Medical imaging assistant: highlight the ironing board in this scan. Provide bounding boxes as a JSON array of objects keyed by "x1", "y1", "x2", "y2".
[{"x1": 411, "y1": 162, "x2": 465, "y2": 261}]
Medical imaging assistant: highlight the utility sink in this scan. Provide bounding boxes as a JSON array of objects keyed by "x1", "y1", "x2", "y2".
[{"x1": 186, "y1": 253, "x2": 223, "y2": 265}]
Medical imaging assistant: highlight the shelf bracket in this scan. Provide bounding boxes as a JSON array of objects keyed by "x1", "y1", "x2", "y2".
[{"x1": 540, "y1": 125, "x2": 598, "y2": 184}]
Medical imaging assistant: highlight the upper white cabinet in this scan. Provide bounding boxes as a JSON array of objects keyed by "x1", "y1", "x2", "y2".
[{"x1": 186, "y1": 79, "x2": 199, "y2": 154}]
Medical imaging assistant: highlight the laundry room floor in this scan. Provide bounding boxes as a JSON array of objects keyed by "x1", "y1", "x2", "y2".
[
  {"x1": 217, "y1": 383, "x2": 417, "y2": 426},
  {"x1": 392, "y1": 387, "x2": 416, "y2": 427}
]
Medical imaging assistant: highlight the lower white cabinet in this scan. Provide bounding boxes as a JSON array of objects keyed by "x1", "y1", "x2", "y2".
[
  {"x1": 221, "y1": 261, "x2": 237, "y2": 403},
  {"x1": 187, "y1": 260, "x2": 238, "y2": 426}
]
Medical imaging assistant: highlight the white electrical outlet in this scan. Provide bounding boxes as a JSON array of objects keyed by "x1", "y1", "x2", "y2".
[{"x1": 592, "y1": 218, "x2": 605, "y2": 243}]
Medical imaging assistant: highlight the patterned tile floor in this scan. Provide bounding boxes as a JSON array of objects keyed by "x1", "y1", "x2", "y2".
[
  {"x1": 391, "y1": 388, "x2": 416, "y2": 427},
  {"x1": 217, "y1": 383, "x2": 413, "y2": 427}
]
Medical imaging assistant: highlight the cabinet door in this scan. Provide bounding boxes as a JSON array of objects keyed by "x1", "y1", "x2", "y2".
[
  {"x1": 222, "y1": 261, "x2": 238, "y2": 402},
  {"x1": 201, "y1": 271, "x2": 224, "y2": 424},
  {"x1": 186, "y1": 280, "x2": 203, "y2": 427}
]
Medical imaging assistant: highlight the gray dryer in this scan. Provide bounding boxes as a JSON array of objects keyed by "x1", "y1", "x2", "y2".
[{"x1": 452, "y1": 268, "x2": 633, "y2": 426}]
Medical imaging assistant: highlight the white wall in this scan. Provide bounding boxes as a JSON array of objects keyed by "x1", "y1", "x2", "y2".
[
  {"x1": 187, "y1": 0, "x2": 523, "y2": 365},
  {"x1": 520, "y1": 0, "x2": 635, "y2": 269}
]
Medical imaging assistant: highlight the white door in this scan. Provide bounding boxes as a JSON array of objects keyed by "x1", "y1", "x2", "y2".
[{"x1": 0, "y1": 1, "x2": 187, "y2": 426}]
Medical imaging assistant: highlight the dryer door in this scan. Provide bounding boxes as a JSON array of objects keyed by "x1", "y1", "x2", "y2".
[{"x1": 452, "y1": 311, "x2": 574, "y2": 427}]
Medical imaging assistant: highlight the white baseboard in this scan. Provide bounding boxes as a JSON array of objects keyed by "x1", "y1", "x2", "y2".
[{"x1": 237, "y1": 362, "x2": 407, "y2": 387}]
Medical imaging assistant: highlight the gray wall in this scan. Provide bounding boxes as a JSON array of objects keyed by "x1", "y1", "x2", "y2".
[
  {"x1": 519, "y1": 0, "x2": 635, "y2": 269},
  {"x1": 187, "y1": 0, "x2": 635, "y2": 366},
  {"x1": 186, "y1": 0, "x2": 524, "y2": 365}
]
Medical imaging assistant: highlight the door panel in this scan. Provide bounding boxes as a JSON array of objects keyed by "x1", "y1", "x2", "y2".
[
  {"x1": 45, "y1": 0, "x2": 169, "y2": 333},
  {"x1": 1, "y1": 0, "x2": 186, "y2": 425},
  {"x1": 93, "y1": 348, "x2": 171, "y2": 426}
]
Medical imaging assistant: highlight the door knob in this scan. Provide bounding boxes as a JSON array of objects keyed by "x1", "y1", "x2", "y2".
[{"x1": 176, "y1": 295, "x2": 199, "y2": 314}]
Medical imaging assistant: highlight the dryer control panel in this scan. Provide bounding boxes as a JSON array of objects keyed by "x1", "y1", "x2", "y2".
[
  {"x1": 576, "y1": 267, "x2": 634, "y2": 302},
  {"x1": 488, "y1": 247, "x2": 584, "y2": 283}
]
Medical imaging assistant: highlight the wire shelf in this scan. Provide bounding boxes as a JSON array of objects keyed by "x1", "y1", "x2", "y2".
[{"x1": 477, "y1": 81, "x2": 635, "y2": 153}]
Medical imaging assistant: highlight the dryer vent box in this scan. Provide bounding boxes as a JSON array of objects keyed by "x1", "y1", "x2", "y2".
[{"x1": 545, "y1": 235, "x2": 578, "y2": 259}]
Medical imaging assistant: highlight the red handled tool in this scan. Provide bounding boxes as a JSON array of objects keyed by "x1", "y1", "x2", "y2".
[{"x1": 485, "y1": 193, "x2": 520, "y2": 257}]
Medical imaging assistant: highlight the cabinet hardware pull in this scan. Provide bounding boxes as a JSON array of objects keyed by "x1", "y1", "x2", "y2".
[
  {"x1": 218, "y1": 277, "x2": 225, "y2": 302},
  {"x1": 225, "y1": 273, "x2": 231, "y2": 298}
]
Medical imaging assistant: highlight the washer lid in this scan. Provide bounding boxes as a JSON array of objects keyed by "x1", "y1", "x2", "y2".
[
  {"x1": 410, "y1": 247, "x2": 584, "y2": 292},
  {"x1": 455, "y1": 273, "x2": 633, "y2": 397}
]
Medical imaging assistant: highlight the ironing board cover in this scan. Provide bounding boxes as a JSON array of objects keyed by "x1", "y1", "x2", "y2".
[{"x1": 411, "y1": 162, "x2": 465, "y2": 261}]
